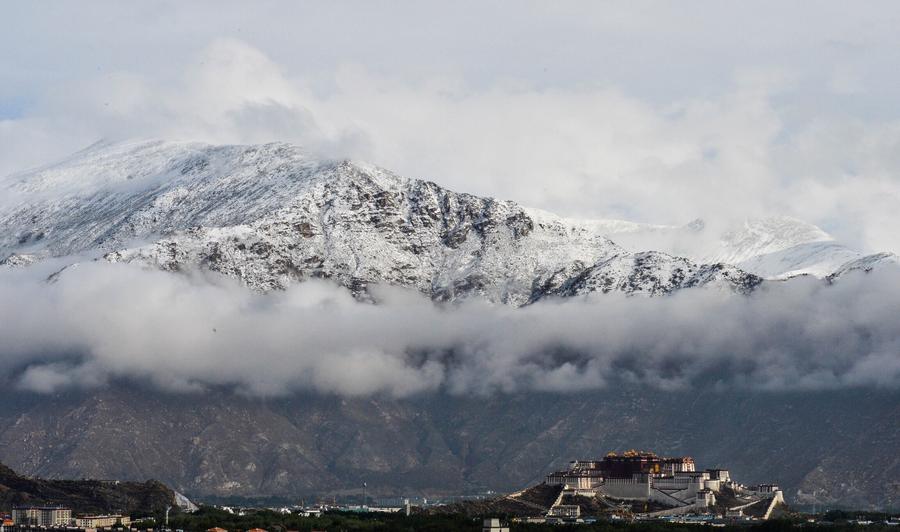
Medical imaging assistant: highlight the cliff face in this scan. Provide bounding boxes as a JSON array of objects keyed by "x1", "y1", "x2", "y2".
[
  {"x1": 0, "y1": 387, "x2": 896, "y2": 509},
  {"x1": 0, "y1": 460, "x2": 176, "y2": 514}
]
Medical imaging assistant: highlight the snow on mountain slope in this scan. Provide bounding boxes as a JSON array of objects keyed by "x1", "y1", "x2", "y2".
[
  {"x1": 701, "y1": 217, "x2": 866, "y2": 279},
  {"x1": 0, "y1": 140, "x2": 329, "y2": 258},
  {"x1": 101, "y1": 157, "x2": 627, "y2": 305},
  {"x1": 729, "y1": 240, "x2": 861, "y2": 279},
  {"x1": 0, "y1": 140, "x2": 764, "y2": 305},
  {"x1": 544, "y1": 213, "x2": 887, "y2": 280},
  {"x1": 530, "y1": 251, "x2": 762, "y2": 301},
  {"x1": 826, "y1": 251, "x2": 900, "y2": 282},
  {"x1": 714, "y1": 216, "x2": 833, "y2": 262}
]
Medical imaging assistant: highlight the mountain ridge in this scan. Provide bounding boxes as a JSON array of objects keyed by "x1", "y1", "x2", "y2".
[
  {"x1": 5, "y1": 139, "x2": 895, "y2": 304},
  {"x1": 1, "y1": 140, "x2": 767, "y2": 305}
]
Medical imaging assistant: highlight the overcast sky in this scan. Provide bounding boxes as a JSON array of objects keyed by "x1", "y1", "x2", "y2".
[{"x1": 4, "y1": 1, "x2": 900, "y2": 252}]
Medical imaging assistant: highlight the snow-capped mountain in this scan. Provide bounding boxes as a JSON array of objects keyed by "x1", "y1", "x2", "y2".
[
  {"x1": 693, "y1": 216, "x2": 898, "y2": 279},
  {"x1": 0, "y1": 140, "x2": 763, "y2": 305},
  {"x1": 559, "y1": 214, "x2": 898, "y2": 280},
  {"x1": 529, "y1": 252, "x2": 762, "y2": 301},
  {"x1": 2, "y1": 140, "x2": 895, "y2": 303}
]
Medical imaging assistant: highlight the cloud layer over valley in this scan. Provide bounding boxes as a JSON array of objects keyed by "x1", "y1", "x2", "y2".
[{"x1": 2, "y1": 262, "x2": 899, "y2": 396}]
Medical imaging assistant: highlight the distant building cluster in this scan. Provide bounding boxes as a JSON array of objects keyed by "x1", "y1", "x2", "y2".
[
  {"x1": 7, "y1": 507, "x2": 130, "y2": 530},
  {"x1": 545, "y1": 450, "x2": 783, "y2": 514}
]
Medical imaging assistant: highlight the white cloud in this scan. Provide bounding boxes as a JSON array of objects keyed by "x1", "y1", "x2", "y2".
[{"x1": 1, "y1": 263, "x2": 899, "y2": 396}]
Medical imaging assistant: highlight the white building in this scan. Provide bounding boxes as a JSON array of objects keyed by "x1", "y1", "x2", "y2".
[
  {"x1": 548, "y1": 505, "x2": 581, "y2": 518},
  {"x1": 75, "y1": 515, "x2": 131, "y2": 528},
  {"x1": 708, "y1": 469, "x2": 731, "y2": 482},
  {"x1": 482, "y1": 518, "x2": 509, "y2": 532},
  {"x1": 751, "y1": 484, "x2": 780, "y2": 494},
  {"x1": 12, "y1": 506, "x2": 72, "y2": 527},
  {"x1": 662, "y1": 457, "x2": 696, "y2": 474}
]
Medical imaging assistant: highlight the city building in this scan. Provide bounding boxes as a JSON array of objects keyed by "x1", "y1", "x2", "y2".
[
  {"x1": 751, "y1": 484, "x2": 781, "y2": 494},
  {"x1": 75, "y1": 514, "x2": 131, "y2": 528},
  {"x1": 12, "y1": 506, "x2": 72, "y2": 527},
  {"x1": 481, "y1": 518, "x2": 509, "y2": 532},
  {"x1": 548, "y1": 505, "x2": 581, "y2": 518}
]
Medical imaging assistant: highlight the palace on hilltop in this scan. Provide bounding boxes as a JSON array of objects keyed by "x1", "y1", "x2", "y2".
[{"x1": 544, "y1": 450, "x2": 783, "y2": 515}]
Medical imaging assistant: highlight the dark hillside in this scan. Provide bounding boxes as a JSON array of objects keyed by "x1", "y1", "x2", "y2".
[{"x1": 0, "y1": 461, "x2": 175, "y2": 514}]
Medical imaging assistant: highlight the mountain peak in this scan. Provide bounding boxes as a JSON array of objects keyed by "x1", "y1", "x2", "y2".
[
  {"x1": 3, "y1": 139, "x2": 750, "y2": 304},
  {"x1": 2, "y1": 139, "x2": 887, "y2": 304}
]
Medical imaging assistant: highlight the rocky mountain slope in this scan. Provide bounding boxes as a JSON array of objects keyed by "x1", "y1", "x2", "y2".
[
  {"x1": 0, "y1": 460, "x2": 175, "y2": 514},
  {"x1": 0, "y1": 387, "x2": 896, "y2": 510},
  {"x1": 0, "y1": 139, "x2": 795, "y2": 304},
  {"x1": 2, "y1": 140, "x2": 893, "y2": 300}
]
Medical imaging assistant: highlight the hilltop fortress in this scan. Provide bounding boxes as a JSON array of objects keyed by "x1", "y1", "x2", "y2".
[{"x1": 543, "y1": 450, "x2": 784, "y2": 518}]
